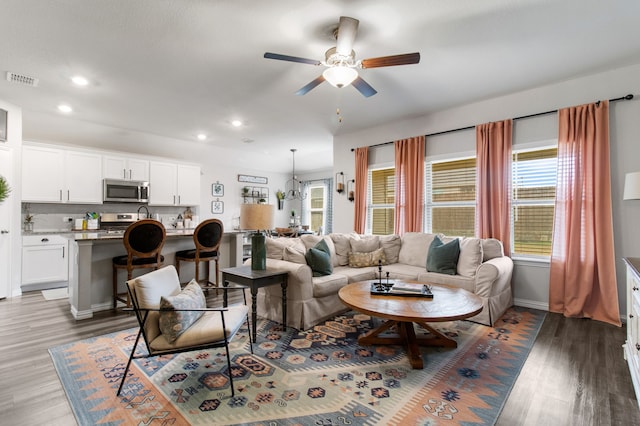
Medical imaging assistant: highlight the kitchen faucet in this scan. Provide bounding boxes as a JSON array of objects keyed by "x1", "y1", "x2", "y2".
[{"x1": 137, "y1": 205, "x2": 150, "y2": 220}]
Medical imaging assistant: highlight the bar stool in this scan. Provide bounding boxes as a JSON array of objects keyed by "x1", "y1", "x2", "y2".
[
  {"x1": 112, "y1": 219, "x2": 166, "y2": 308},
  {"x1": 175, "y1": 219, "x2": 223, "y2": 286}
]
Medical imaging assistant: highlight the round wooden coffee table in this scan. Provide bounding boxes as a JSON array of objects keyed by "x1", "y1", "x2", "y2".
[{"x1": 338, "y1": 281, "x2": 483, "y2": 369}]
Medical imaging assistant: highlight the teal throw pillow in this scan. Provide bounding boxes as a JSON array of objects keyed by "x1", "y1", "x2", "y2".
[
  {"x1": 426, "y1": 236, "x2": 460, "y2": 275},
  {"x1": 305, "y1": 239, "x2": 333, "y2": 277}
]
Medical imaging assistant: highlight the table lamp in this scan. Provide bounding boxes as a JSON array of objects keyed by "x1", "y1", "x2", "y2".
[{"x1": 240, "y1": 203, "x2": 275, "y2": 270}]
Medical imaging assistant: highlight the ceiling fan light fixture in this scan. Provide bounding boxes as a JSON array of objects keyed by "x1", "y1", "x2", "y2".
[{"x1": 323, "y1": 66, "x2": 358, "y2": 88}]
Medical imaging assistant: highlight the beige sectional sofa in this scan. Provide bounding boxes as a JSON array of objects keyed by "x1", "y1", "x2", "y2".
[{"x1": 255, "y1": 232, "x2": 513, "y2": 330}]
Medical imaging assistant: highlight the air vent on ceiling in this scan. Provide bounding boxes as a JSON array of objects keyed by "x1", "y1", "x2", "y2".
[{"x1": 6, "y1": 72, "x2": 39, "y2": 87}]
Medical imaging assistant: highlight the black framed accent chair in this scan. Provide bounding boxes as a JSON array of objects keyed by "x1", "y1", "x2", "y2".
[
  {"x1": 112, "y1": 219, "x2": 166, "y2": 309},
  {"x1": 175, "y1": 219, "x2": 223, "y2": 286},
  {"x1": 116, "y1": 265, "x2": 252, "y2": 397}
]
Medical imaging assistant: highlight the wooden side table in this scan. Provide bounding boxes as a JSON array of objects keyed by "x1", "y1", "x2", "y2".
[{"x1": 221, "y1": 265, "x2": 288, "y2": 343}]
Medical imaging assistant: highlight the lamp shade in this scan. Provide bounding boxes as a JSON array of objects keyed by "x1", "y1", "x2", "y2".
[
  {"x1": 624, "y1": 172, "x2": 640, "y2": 200},
  {"x1": 240, "y1": 203, "x2": 275, "y2": 231}
]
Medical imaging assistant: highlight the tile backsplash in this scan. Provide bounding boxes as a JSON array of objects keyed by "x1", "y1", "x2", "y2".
[{"x1": 22, "y1": 203, "x2": 198, "y2": 232}]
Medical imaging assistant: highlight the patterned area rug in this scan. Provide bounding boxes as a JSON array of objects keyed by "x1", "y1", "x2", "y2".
[{"x1": 50, "y1": 307, "x2": 545, "y2": 425}]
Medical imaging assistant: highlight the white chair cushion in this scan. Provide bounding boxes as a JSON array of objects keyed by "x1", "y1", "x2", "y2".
[{"x1": 149, "y1": 304, "x2": 249, "y2": 351}]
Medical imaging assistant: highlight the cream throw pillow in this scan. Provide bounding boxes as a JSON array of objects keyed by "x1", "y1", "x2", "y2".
[
  {"x1": 379, "y1": 234, "x2": 401, "y2": 264},
  {"x1": 348, "y1": 247, "x2": 386, "y2": 268},
  {"x1": 398, "y1": 233, "x2": 438, "y2": 267}
]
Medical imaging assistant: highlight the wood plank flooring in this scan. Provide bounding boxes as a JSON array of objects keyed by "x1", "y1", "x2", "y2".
[{"x1": 1, "y1": 291, "x2": 638, "y2": 425}]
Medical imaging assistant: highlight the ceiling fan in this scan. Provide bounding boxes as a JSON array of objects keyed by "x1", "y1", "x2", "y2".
[{"x1": 264, "y1": 16, "x2": 420, "y2": 98}]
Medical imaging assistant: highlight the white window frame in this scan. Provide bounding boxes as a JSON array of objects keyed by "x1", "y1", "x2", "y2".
[
  {"x1": 424, "y1": 153, "x2": 476, "y2": 235},
  {"x1": 510, "y1": 142, "x2": 558, "y2": 260},
  {"x1": 366, "y1": 163, "x2": 395, "y2": 235}
]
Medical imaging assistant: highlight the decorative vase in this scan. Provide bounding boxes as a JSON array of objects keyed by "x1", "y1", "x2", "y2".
[
  {"x1": 278, "y1": 199, "x2": 284, "y2": 210},
  {"x1": 24, "y1": 222, "x2": 33, "y2": 232}
]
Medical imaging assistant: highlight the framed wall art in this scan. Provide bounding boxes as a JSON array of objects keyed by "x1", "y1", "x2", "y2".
[
  {"x1": 212, "y1": 182, "x2": 224, "y2": 197},
  {"x1": 238, "y1": 174, "x2": 268, "y2": 184},
  {"x1": 211, "y1": 200, "x2": 224, "y2": 214}
]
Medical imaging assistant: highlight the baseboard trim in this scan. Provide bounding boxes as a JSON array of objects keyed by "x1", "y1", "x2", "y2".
[{"x1": 514, "y1": 298, "x2": 549, "y2": 312}]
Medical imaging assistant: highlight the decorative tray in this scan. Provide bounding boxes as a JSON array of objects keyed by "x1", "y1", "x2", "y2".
[{"x1": 370, "y1": 281, "x2": 433, "y2": 298}]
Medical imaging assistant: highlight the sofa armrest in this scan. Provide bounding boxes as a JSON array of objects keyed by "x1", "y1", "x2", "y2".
[
  {"x1": 260, "y1": 258, "x2": 314, "y2": 300},
  {"x1": 474, "y1": 256, "x2": 514, "y2": 298}
]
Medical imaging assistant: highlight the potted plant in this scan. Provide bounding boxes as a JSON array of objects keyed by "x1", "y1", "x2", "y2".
[
  {"x1": 276, "y1": 189, "x2": 285, "y2": 210},
  {"x1": 0, "y1": 175, "x2": 10, "y2": 204},
  {"x1": 23, "y1": 211, "x2": 34, "y2": 232}
]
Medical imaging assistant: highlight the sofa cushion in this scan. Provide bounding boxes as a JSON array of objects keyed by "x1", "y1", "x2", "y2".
[
  {"x1": 482, "y1": 238, "x2": 504, "y2": 261},
  {"x1": 398, "y1": 233, "x2": 438, "y2": 267},
  {"x1": 301, "y1": 235, "x2": 338, "y2": 267},
  {"x1": 457, "y1": 237, "x2": 483, "y2": 277},
  {"x1": 383, "y1": 263, "x2": 424, "y2": 281},
  {"x1": 312, "y1": 273, "x2": 349, "y2": 298},
  {"x1": 333, "y1": 266, "x2": 377, "y2": 283},
  {"x1": 330, "y1": 233, "x2": 357, "y2": 266},
  {"x1": 416, "y1": 271, "x2": 476, "y2": 293},
  {"x1": 266, "y1": 237, "x2": 287, "y2": 260},
  {"x1": 158, "y1": 279, "x2": 206, "y2": 343},
  {"x1": 350, "y1": 236, "x2": 379, "y2": 253},
  {"x1": 283, "y1": 246, "x2": 306, "y2": 264},
  {"x1": 305, "y1": 239, "x2": 333, "y2": 277},
  {"x1": 426, "y1": 236, "x2": 460, "y2": 275},
  {"x1": 348, "y1": 247, "x2": 386, "y2": 268},
  {"x1": 379, "y1": 234, "x2": 402, "y2": 264}
]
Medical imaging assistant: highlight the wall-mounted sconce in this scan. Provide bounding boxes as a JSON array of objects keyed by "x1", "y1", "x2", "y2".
[
  {"x1": 347, "y1": 179, "x2": 355, "y2": 202},
  {"x1": 336, "y1": 172, "x2": 345, "y2": 194}
]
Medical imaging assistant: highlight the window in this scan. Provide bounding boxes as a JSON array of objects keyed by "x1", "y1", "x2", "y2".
[
  {"x1": 425, "y1": 157, "x2": 476, "y2": 237},
  {"x1": 308, "y1": 185, "x2": 326, "y2": 234},
  {"x1": 511, "y1": 147, "x2": 557, "y2": 257},
  {"x1": 367, "y1": 167, "x2": 395, "y2": 235}
]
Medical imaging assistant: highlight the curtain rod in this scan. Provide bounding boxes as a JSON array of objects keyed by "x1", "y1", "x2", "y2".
[{"x1": 350, "y1": 93, "x2": 634, "y2": 152}]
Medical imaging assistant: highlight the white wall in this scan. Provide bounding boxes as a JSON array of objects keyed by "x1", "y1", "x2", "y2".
[{"x1": 333, "y1": 62, "x2": 640, "y2": 318}]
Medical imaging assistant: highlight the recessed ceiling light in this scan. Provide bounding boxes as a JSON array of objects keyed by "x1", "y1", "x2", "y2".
[
  {"x1": 71, "y1": 75, "x2": 89, "y2": 86},
  {"x1": 197, "y1": 133, "x2": 207, "y2": 141},
  {"x1": 231, "y1": 119, "x2": 243, "y2": 127},
  {"x1": 57, "y1": 104, "x2": 72, "y2": 113}
]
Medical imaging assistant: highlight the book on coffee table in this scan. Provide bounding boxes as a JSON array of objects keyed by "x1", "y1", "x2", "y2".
[{"x1": 391, "y1": 282, "x2": 428, "y2": 294}]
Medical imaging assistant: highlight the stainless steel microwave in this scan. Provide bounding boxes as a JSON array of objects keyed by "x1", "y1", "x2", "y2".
[{"x1": 103, "y1": 179, "x2": 149, "y2": 203}]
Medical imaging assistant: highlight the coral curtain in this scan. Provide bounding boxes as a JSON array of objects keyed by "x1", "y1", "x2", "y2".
[
  {"x1": 476, "y1": 120, "x2": 512, "y2": 256},
  {"x1": 549, "y1": 101, "x2": 620, "y2": 326},
  {"x1": 353, "y1": 147, "x2": 368, "y2": 234},
  {"x1": 394, "y1": 136, "x2": 425, "y2": 234}
]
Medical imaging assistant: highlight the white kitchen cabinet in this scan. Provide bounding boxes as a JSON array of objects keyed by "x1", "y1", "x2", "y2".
[
  {"x1": 103, "y1": 155, "x2": 149, "y2": 181},
  {"x1": 22, "y1": 235, "x2": 69, "y2": 285},
  {"x1": 149, "y1": 161, "x2": 200, "y2": 206},
  {"x1": 624, "y1": 257, "x2": 640, "y2": 411},
  {"x1": 22, "y1": 145, "x2": 102, "y2": 203},
  {"x1": 22, "y1": 145, "x2": 65, "y2": 202}
]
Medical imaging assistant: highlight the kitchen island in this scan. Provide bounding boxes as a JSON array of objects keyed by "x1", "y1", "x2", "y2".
[{"x1": 69, "y1": 230, "x2": 239, "y2": 319}]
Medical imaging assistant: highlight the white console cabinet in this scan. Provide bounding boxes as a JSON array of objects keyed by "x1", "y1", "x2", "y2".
[{"x1": 624, "y1": 257, "x2": 640, "y2": 410}]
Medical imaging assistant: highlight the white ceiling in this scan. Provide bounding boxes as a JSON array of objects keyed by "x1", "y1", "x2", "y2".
[{"x1": 1, "y1": 0, "x2": 640, "y2": 173}]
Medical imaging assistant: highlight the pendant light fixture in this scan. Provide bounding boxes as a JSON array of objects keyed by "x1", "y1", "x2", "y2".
[{"x1": 285, "y1": 148, "x2": 307, "y2": 200}]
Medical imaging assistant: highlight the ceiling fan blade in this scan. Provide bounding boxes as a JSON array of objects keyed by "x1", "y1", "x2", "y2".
[
  {"x1": 264, "y1": 52, "x2": 321, "y2": 66},
  {"x1": 295, "y1": 75, "x2": 326, "y2": 96},
  {"x1": 352, "y1": 76, "x2": 377, "y2": 98},
  {"x1": 335, "y1": 16, "x2": 359, "y2": 56},
  {"x1": 361, "y1": 52, "x2": 421, "y2": 69}
]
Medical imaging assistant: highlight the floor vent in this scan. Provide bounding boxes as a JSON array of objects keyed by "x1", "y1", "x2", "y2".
[{"x1": 6, "y1": 71, "x2": 39, "y2": 87}]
